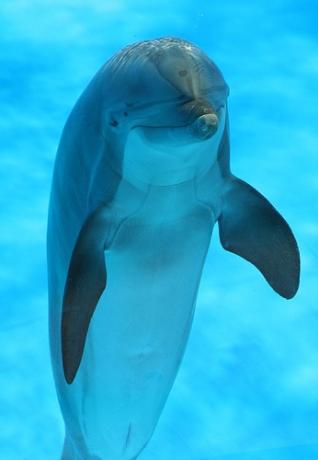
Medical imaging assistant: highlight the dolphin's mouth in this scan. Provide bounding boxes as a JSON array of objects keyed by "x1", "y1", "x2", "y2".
[
  {"x1": 118, "y1": 89, "x2": 226, "y2": 147},
  {"x1": 133, "y1": 98, "x2": 221, "y2": 141},
  {"x1": 132, "y1": 113, "x2": 220, "y2": 148}
]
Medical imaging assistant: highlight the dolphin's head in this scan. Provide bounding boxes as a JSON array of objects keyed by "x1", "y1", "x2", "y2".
[{"x1": 103, "y1": 38, "x2": 229, "y2": 185}]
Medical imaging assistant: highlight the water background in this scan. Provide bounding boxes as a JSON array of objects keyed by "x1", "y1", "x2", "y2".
[{"x1": 1, "y1": 1, "x2": 318, "y2": 458}]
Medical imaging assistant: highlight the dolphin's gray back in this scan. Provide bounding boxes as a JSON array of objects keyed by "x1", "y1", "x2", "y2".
[{"x1": 48, "y1": 68, "x2": 110, "y2": 379}]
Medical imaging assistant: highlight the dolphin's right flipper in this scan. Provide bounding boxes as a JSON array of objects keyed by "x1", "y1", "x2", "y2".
[
  {"x1": 218, "y1": 177, "x2": 300, "y2": 299},
  {"x1": 62, "y1": 209, "x2": 107, "y2": 384}
]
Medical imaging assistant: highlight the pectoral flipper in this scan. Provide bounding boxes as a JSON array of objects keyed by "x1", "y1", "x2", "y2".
[
  {"x1": 218, "y1": 177, "x2": 300, "y2": 299},
  {"x1": 62, "y1": 209, "x2": 107, "y2": 384}
]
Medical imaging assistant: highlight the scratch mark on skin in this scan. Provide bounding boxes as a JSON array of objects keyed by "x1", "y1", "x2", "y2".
[{"x1": 124, "y1": 422, "x2": 132, "y2": 452}]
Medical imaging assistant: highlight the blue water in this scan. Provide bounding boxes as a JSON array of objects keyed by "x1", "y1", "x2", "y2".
[{"x1": 1, "y1": 1, "x2": 317, "y2": 459}]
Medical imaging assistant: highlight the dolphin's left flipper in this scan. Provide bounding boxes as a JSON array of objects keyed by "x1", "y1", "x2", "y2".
[
  {"x1": 62, "y1": 208, "x2": 108, "y2": 384},
  {"x1": 218, "y1": 177, "x2": 300, "y2": 299}
]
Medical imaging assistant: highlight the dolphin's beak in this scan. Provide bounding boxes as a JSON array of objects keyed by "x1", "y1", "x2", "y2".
[
  {"x1": 190, "y1": 113, "x2": 218, "y2": 140},
  {"x1": 180, "y1": 98, "x2": 219, "y2": 140}
]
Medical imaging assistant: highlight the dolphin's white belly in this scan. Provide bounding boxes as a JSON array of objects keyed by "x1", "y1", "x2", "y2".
[
  {"x1": 57, "y1": 182, "x2": 214, "y2": 460},
  {"x1": 89, "y1": 217, "x2": 212, "y2": 456}
]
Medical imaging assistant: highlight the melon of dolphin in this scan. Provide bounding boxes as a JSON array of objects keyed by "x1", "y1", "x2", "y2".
[{"x1": 47, "y1": 37, "x2": 300, "y2": 460}]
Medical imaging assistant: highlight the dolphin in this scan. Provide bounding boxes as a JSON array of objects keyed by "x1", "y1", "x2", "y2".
[{"x1": 47, "y1": 37, "x2": 300, "y2": 460}]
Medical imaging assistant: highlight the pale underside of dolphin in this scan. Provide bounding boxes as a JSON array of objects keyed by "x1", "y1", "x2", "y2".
[{"x1": 47, "y1": 37, "x2": 300, "y2": 460}]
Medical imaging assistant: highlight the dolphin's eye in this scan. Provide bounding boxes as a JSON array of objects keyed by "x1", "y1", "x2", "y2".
[
  {"x1": 109, "y1": 119, "x2": 119, "y2": 127},
  {"x1": 178, "y1": 70, "x2": 188, "y2": 77}
]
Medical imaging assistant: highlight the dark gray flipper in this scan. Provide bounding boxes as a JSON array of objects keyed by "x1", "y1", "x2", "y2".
[
  {"x1": 218, "y1": 177, "x2": 300, "y2": 299},
  {"x1": 62, "y1": 209, "x2": 107, "y2": 384}
]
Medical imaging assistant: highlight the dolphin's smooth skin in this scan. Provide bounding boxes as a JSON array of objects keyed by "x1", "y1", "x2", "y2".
[{"x1": 47, "y1": 37, "x2": 300, "y2": 460}]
